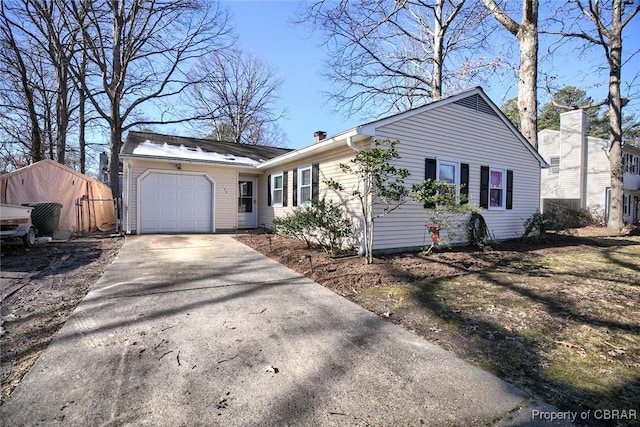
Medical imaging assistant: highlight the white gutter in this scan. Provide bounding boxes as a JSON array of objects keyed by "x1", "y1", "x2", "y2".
[
  {"x1": 119, "y1": 154, "x2": 259, "y2": 170},
  {"x1": 257, "y1": 129, "x2": 361, "y2": 169}
]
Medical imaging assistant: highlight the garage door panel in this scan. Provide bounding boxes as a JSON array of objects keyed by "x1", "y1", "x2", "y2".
[{"x1": 140, "y1": 173, "x2": 213, "y2": 233}]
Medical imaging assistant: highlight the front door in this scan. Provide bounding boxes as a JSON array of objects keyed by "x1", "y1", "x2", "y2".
[{"x1": 238, "y1": 178, "x2": 257, "y2": 228}]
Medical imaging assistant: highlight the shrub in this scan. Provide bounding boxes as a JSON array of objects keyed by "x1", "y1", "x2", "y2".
[
  {"x1": 271, "y1": 198, "x2": 357, "y2": 255},
  {"x1": 543, "y1": 202, "x2": 581, "y2": 230},
  {"x1": 578, "y1": 206, "x2": 606, "y2": 226},
  {"x1": 467, "y1": 212, "x2": 492, "y2": 249},
  {"x1": 272, "y1": 209, "x2": 314, "y2": 247},
  {"x1": 411, "y1": 179, "x2": 478, "y2": 251},
  {"x1": 521, "y1": 210, "x2": 548, "y2": 239},
  {"x1": 521, "y1": 202, "x2": 603, "y2": 239}
]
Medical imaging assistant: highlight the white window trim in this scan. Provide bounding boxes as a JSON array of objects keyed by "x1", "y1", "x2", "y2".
[
  {"x1": 436, "y1": 158, "x2": 460, "y2": 201},
  {"x1": 298, "y1": 165, "x2": 312, "y2": 206},
  {"x1": 271, "y1": 172, "x2": 284, "y2": 207},
  {"x1": 488, "y1": 166, "x2": 507, "y2": 211}
]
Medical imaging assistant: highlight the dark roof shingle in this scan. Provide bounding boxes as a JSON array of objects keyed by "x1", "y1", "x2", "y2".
[{"x1": 121, "y1": 131, "x2": 292, "y2": 163}]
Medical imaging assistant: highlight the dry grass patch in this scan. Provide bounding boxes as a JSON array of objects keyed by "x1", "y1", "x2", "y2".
[{"x1": 237, "y1": 230, "x2": 640, "y2": 421}]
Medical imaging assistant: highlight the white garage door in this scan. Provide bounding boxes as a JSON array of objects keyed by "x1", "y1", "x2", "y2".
[{"x1": 139, "y1": 173, "x2": 213, "y2": 233}]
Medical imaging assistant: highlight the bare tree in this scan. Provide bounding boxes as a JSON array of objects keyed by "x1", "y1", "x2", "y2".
[
  {"x1": 549, "y1": 0, "x2": 639, "y2": 233},
  {"x1": 0, "y1": 0, "x2": 91, "y2": 169},
  {"x1": 297, "y1": 0, "x2": 495, "y2": 117},
  {"x1": 483, "y1": 0, "x2": 539, "y2": 149},
  {"x1": 61, "y1": 0, "x2": 233, "y2": 197},
  {"x1": 20, "y1": 0, "x2": 79, "y2": 165},
  {"x1": 187, "y1": 48, "x2": 286, "y2": 146},
  {"x1": 0, "y1": 2, "x2": 44, "y2": 164}
]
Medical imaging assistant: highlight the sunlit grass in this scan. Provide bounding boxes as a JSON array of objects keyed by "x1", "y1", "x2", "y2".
[{"x1": 358, "y1": 237, "x2": 640, "y2": 413}]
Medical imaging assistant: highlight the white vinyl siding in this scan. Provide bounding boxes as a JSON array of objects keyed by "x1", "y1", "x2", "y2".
[
  {"x1": 371, "y1": 102, "x2": 542, "y2": 250},
  {"x1": 623, "y1": 148, "x2": 640, "y2": 192},
  {"x1": 585, "y1": 136, "x2": 611, "y2": 209},
  {"x1": 540, "y1": 113, "x2": 639, "y2": 217},
  {"x1": 258, "y1": 144, "x2": 365, "y2": 230}
]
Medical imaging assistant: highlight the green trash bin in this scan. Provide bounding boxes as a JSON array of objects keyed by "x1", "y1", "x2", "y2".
[{"x1": 22, "y1": 202, "x2": 63, "y2": 237}]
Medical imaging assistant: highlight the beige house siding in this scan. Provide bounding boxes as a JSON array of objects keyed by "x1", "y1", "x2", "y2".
[
  {"x1": 371, "y1": 102, "x2": 541, "y2": 250},
  {"x1": 258, "y1": 144, "x2": 366, "y2": 230},
  {"x1": 123, "y1": 159, "x2": 241, "y2": 233}
]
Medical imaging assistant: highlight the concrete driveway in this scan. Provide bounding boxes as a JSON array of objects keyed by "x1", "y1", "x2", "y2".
[{"x1": 1, "y1": 235, "x2": 570, "y2": 426}]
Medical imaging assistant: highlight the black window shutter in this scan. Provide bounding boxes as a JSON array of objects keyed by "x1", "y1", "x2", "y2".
[
  {"x1": 312, "y1": 163, "x2": 320, "y2": 201},
  {"x1": 282, "y1": 171, "x2": 288, "y2": 207},
  {"x1": 480, "y1": 166, "x2": 489, "y2": 209},
  {"x1": 460, "y1": 163, "x2": 469, "y2": 204},
  {"x1": 506, "y1": 170, "x2": 513, "y2": 210},
  {"x1": 267, "y1": 174, "x2": 272, "y2": 206},
  {"x1": 425, "y1": 158, "x2": 436, "y2": 180},
  {"x1": 424, "y1": 158, "x2": 436, "y2": 208},
  {"x1": 292, "y1": 168, "x2": 298, "y2": 206}
]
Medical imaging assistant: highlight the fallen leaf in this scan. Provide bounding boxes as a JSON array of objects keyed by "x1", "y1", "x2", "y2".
[
  {"x1": 265, "y1": 365, "x2": 279, "y2": 374},
  {"x1": 555, "y1": 340, "x2": 584, "y2": 351}
]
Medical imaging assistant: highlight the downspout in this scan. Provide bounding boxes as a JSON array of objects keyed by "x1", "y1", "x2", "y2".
[
  {"x1": 126, "y1": 159, "x2": 131, "y2": 234},
  {"x1": 579, "y1": 113, "x2": 588, "y2": 209},
  {"x1": 346, "y1": 135, "x2": 366, "y2": 256},
  {"x1": 346, "y1": 135, "x2": 362, "y2": 153}
]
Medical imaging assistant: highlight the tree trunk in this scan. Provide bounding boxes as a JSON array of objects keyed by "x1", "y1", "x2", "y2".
[
  {"x1": 109, "y1": 118, "x2": 122, "y2": 198},
  {"x1": 78, "y1": 46, "x2": 87, "y2": 174},
  {"x1": 606, "y1": 0, "x2": 624, "y2": 233},
  {"x1": 79, "y1": 87, "x2": 86, "y2": 173},
  {"x1": 517, "y1": 16, "x2": 538, "y2": 149},
  {"x1": 107, "y1": 0, "x2": 124, "y2": 198},
  {"x1": 5, "y1": 23, "x2": 43, "y2": 162},
  {"x1": 55, "y1": 61, "x2": 68, "y2": 165},
  {"x1": 432, "y1": 2, "x2": 444, "y2": 100},
  {"x1": 483, "y1": 0, "x2": 539, "y2": 149}
]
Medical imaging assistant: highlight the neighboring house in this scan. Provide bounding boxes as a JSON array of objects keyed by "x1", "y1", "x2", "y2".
[
  {"x1": 539, "y1": 110, "x2": 640, "y2": 223},
  {"x1": 121, "y1": 87, "x2": 548, "y2": 251}
]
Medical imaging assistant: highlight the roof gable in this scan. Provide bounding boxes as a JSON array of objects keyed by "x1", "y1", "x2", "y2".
[{"x1": 356, "y1": 87, "x2": 548, "y2": 167}]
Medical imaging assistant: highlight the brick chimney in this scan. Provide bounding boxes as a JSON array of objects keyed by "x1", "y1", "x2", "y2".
[{"x1": 314, "y1": 131, "x2": 327, "y2": 143}]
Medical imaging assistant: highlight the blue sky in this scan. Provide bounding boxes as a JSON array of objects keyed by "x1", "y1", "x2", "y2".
[
  {"x1": 169, "y1": 0, "x2": 640, "y2": 150},
  {"x1": 222, "y1": 0, "x2": 352, "y2": 148}
]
